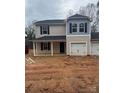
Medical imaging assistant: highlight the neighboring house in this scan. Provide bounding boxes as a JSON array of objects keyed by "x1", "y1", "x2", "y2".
[{"x1": 31, "y1": 14, "x2": 99, "y2": 56}]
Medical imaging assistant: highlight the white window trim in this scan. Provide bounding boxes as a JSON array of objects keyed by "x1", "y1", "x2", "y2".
[
  {"x1": 71, "y1": 23, "x2": 77, "y2": 32},
  {"x1": 79, "y1": 23, "x2": 85, "y2": 32},
  {"x1": 69, "y1": 22, "x2": 88, "y2": 33}
]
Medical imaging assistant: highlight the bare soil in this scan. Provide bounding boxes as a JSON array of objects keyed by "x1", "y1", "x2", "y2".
[{"x1": 25, "y1": 55, "x2": 99, "y2": 93}]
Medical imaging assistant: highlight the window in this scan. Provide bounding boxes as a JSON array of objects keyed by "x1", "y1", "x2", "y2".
[
  {"x1": 72, "y1": 23, "x2": 77, "y2": 32},
  {"x1": 41, "y1": 42, "x2": 50, "y2": 50},
  {"x1": 79, "y1": 23, "x2": 85, "y2": 32},
  {"x1": 42, "y1": 26, "x2": 48, "y2": 34},
  {"x1": 40, "y1": 25, "x2": 49, "y2": 35}
]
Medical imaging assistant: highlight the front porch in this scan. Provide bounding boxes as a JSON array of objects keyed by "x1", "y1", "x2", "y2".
[
  {"x1": 33, "y1": 42, "x2": 66, "y2": 56},
  {"x1": 31, "y1": 36, "x2": 66, "y2": 56}
]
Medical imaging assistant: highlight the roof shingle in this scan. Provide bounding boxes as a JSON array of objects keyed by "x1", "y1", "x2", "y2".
[
  {"x1": 34, "y1": 20, "x2": 65, "y2": 26},
  {"x1": 31, "y1": 36, "x2": 66, "y2": 42},
  {"x1": 67, "y1": 14, "x2": 90, "y2": 21}
]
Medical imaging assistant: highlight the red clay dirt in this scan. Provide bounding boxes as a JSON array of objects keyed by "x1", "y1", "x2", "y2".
[{"x1": 25, "y1": 55, "x2": 99, "y2": 93}]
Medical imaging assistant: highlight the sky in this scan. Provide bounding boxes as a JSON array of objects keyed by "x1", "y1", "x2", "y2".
[{"x1": 25, "y1": 0, "x2": 98, "y2": 25}]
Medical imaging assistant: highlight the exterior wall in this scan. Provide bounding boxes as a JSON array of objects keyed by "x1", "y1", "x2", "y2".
[
  {"x1": 34, "y1": 25, "x2": 41, "y2": 38},
  {"x1": 91, "y1": 41, "x2": 99, "y2": 55},
  {"x1": 66, "y1": 19, "x2": 91, "y2": 56},
  {"x1": 66, "y1": 36, "x2": 90, "y2": 55},
  {"x1": 53, "y1": 42, "x2": 60, "y2": 53},
  {"x1": 34, "y1": 25, "x2": 66, "y2": 38},
  {"x1": 66, "y1": 20, "x2": 90, "y2": 35},
  {"x1": 50, "y1": 25, "x2": 66, "y2": 35}
]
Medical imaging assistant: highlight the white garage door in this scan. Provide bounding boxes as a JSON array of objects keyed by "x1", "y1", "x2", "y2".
[
  {"x1": 91, "y1": 43, "x2": 99, "y2": 55},
  {"x1": 71, "y1": 43, "x2": 87, "y2": 56}
]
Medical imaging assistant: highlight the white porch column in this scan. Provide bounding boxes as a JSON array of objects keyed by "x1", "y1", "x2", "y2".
[
  {"x1": 51, "y1": 42, "x2": 53, "y2": 56},
  {"x1": 33, "y1": 42, "x2": 36, "y2": 56}
]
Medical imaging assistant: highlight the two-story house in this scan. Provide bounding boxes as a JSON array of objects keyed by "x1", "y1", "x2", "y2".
[{"x1": 31, "y1": 14, "x2": 99, "y2": 56}]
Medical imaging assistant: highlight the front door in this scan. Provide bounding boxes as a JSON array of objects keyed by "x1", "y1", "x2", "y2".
[{"x1": 60, "y1": 42, "x2": 65, "y2": 53}]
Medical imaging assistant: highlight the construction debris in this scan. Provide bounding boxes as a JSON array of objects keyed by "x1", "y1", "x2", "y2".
[{"x1": 25, "y1": 57, "x2": 35, "y2": 64}]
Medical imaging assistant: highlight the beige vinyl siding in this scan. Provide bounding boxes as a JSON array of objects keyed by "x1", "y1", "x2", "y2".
[
  {"x1": 34, "y1": 25, "x2": 66, "y2": 38},
  {"x1": 34, "y1": 26, "x2": 42, "y2": 38},
  {"x1": 53, "y1": 42, "x2": 60, "y2": 53},
  {"x1": 66, "y1": 36, "x2": 90, "y2": 55},
  {"x1": 53, "y1": 42, "x2": 66, "y2": 54},
  {"x1": 50, "y1": 25, "x2": 66, "y2": 35}
]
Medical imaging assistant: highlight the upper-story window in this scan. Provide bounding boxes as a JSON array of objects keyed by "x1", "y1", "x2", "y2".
[
  {"x1": 70, "y1": 23, "x2": 87, "y2": 34},
  {"x1": 42, "y1": 26, "x2": 48, "y2": 34},
  {"x1": 79, "y1": 23, "x2": 85, "y2": 32},
  {"x1": 72, "y1": 23, "x2": 77, "y2": 32},
  {"x1": 40, "y1": 25, "x2": 49, "y2": 35},
  {"x1": 79, "y1": 23, "x2": 88, "y2": 33}
]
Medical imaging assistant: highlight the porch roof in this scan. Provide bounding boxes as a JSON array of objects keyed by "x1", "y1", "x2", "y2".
[{"x1": 31, "y1": 36, "x2": 66, "y2": 42}]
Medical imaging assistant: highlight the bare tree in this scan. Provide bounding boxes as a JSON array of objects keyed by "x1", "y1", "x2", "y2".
[
  {"x1": 25, "y1": 23, "x2": 35, "y2": 39},
  {"x1": 79, "y1": 3, "x2": 96, "y2": 21},
  {"x1": 91, "y1": 22, "x2": 97, "y2": 32},
  {"x1": 66, "y1": 9, "x2": 74, "y2": 18},
  {"x1": 78, "y1": 3, "x2": 98, "y2": 32},
  {"x1": 96, "y1": 1, "x2": 99, "y2": 31},
  {"x1": 79, "y1": 6, "x2": 86, "y2": 16},
  {"x1": 86, "y1": 3, "x2": 96, "y2": 23}
]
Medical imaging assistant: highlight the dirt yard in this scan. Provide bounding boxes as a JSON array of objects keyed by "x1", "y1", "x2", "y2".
[{"x1": 25, "y1": 55, "x2": 99, "y2": 93}]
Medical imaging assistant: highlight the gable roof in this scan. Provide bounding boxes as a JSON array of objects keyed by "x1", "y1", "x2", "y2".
[
  {"x1": 34, "y1": 20, "x2": 65, "y2": 26},
  {"x1": 67, "y1": 14, "x2": 90, "y2": 21},
  {"x1": 69, "y1": 14, "x2": 88, "y2": 18},
  {"x1": 34, "y1": 14, "x2": 91, "y2": 26},
  {"x1": 91, "y1": 32, "x2": 99, "y2": 41}
]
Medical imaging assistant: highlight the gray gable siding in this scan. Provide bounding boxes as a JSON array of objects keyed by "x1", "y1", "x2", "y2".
[
  {"x1": 67, "y1": 14, "x2": 90, "y2": 21},
  {"x1": 66, "y1": 20, "x2": 90, "y2": 35}
]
